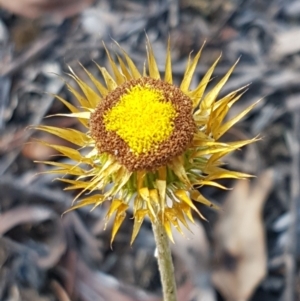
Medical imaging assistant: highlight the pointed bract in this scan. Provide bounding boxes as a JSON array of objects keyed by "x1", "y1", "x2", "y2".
[{"x1": 34, "y1": 39, "x2": 257, "y2": 244}]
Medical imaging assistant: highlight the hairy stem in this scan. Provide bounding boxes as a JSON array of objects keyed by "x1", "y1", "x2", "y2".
[{"x1": 152, "y1": 219, "x2": 177, "y2": 301}]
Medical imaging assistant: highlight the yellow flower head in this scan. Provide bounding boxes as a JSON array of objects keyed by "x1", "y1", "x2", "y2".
[{"x1": 36, "y1": 39, "x2": 257, "y2": 244}]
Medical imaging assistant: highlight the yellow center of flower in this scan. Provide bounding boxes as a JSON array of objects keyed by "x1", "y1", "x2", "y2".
[{"x1": 103, "y1": 85, "x2": 177, "y2": 154}]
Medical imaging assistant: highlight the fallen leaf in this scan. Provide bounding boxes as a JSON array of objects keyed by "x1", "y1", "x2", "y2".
[
  {"x1": 271, "y1": 28, "x2": 300, "y2": 60},
  {"x1": 172, "y1": 221, "x2": 216, "y2": 301},
  {"x1": 212, "y1": 169, "x2": 274, "y2": 301},
  {"x1": 22, "y1": 133, "x2": 74, "y2": 161}
]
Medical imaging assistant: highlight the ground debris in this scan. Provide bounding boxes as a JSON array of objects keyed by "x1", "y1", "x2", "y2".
[{"x1": 0, "y1": 0, "x2": 299, "y2": 300}]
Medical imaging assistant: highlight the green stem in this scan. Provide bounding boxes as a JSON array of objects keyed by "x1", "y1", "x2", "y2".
[{"x1": 152, "y1": 219, "x2": 177, "y2": 301}]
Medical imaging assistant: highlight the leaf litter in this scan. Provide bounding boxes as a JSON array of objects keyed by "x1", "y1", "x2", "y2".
[{"x1": 0, "y1": 0, "x2": 299, "y2": 300}]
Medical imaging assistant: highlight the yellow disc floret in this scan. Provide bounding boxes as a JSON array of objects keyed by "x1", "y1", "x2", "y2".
[{"x1": 103, "y1": 85, "x2": 177, "y2": 155}]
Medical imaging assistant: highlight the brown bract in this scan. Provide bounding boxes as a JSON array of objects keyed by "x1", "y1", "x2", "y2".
[{"x1": 90, "y1": 77, "x2": 196, "y2": 171}]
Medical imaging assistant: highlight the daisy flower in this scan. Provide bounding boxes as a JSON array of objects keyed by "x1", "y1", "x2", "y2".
[{"x1": 36, "y1": 39, "x2": 257, "y2": 244}]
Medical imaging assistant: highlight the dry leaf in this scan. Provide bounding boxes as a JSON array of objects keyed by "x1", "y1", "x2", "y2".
[
  {"x1": 22, "y1": 134, "x2": 74, "y2": 161},
  {"x1": 172, "y1": 221, "x2": 216, "y2": 301},
  {"x1": 271, "y1": 28, "x2": 300, "y2": 60},
  {"x1": 212, "y1": 169, "x2": 274, "y2": 301}
]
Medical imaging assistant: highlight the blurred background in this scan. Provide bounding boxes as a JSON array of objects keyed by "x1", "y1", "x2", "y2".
[{"x1": 0, "y1": 0, "x2": 299, "y2": 300}]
